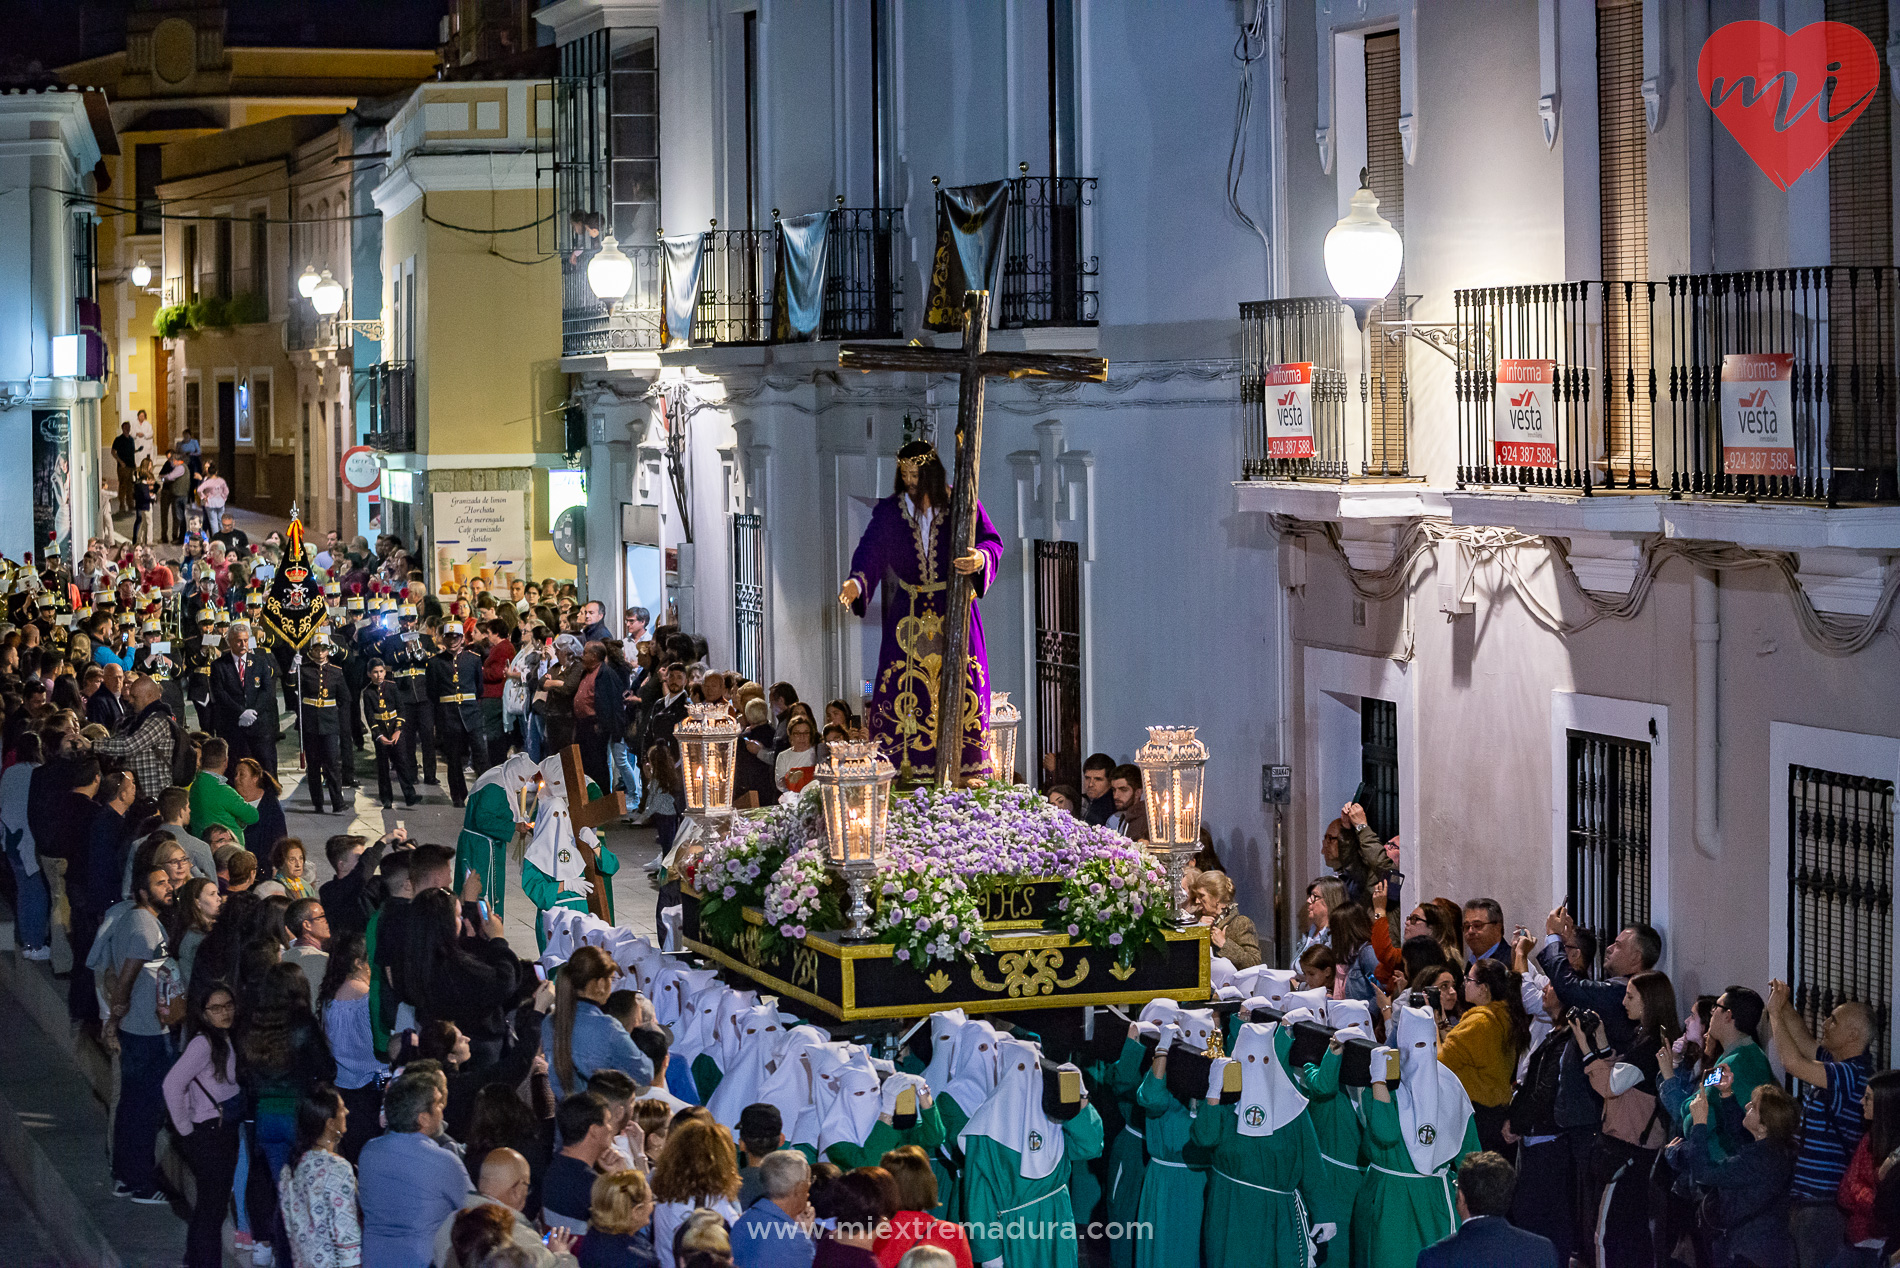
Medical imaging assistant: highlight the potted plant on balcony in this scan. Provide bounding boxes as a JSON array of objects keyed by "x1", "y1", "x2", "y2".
[{"x1": 152, "y1": 304, "x2": 191, "y2": 340}]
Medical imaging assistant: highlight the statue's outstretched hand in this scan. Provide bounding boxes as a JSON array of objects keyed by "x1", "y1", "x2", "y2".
[
  {"x1": 952, "y1": 550, "x2": 984, "y2": 575},
  {"x1": 838, "y1": 578, "x2": 861, "y2": 607}
]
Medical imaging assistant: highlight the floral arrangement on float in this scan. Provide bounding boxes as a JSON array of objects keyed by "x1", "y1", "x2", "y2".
[{"x1": 686, "y1": 782, "x2": 1173, "y2": 970}]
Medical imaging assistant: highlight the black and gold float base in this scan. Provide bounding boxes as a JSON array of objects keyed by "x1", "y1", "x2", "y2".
[{"x1": 680, "y1": 884, "x2": 1212, "y2": 1021}]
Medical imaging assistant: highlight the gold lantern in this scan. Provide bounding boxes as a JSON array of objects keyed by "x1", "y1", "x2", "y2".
[
  {"x1": 986, "y1": 691, "x2": 1021, "y2": 783},
  {"x1": 1135, "y1": 725, "x2": 1210, "y2": 925},
  {"x1": 676, "y1": 702, "x2": 742, "y2": 820},
  {"x1": 817, "y1": 740, "x2": 895, "y2": 938}
]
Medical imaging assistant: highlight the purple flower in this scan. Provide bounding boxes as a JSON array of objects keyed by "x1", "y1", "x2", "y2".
[
  {"x1": 1067, "y1": 924, "x2": 1080, "y2": 937},
  {"x1": 1108, "y1": 933, "x2": 1123, "y2": 946},
  {"x1": 895, "y1": 947, "x2": 910, "y2": 961},
  {"x1": 792, "y1": 925, "x2": 807, "y2": 939}
]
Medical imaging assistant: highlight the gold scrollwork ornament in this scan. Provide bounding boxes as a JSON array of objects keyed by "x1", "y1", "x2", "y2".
[{"x1": 969, "y1": 949, "x2": 1090, "y2": 997}]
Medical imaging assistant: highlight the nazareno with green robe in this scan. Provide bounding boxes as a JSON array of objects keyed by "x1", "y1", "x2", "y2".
[
  {"x1": 1133, "y1": 1009, "x2": 1220, "y2": 1268},
  {"x1": 935, "y1": 1019, "x2": 1006, "y2": 1221},
  {"x1": 1282, "y1": 998, "x2": 1375, "y2": 1253},
  {"x1": 1350, "y1": 1003, "x2": 1479, "y2": 1268},
  {"x1": 960, "y1": 1039, "x2": 1104, "y2": 1268},
  {"x1": 1191, "y1": 1020, "x2": 1323, "y2": 1268},
  {"x1": 456, "y1": 753, "x2": 538, "y2": 920},
  {"x1": 521, "y1": 754, "x2": 618, "y2": 950}
]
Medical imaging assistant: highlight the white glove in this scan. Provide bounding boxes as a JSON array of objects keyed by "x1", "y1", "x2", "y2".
[
  {"x1": 1206, "y1": 1058, "x2": 1232, "y2": 1101},
  {"x1": 567, "y1": 876, "x2": 596, "y2": 899},
  {"x1": 1155, "y1": 1022, "x2": 1180, "y2": 1054},
  {"x1": 238, "y1": 709, "x2": 257, "y2": 728}
]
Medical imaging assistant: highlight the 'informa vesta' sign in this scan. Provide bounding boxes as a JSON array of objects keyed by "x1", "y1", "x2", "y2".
[
  {"x1": 1264, "y1": 363, "x2": 1315, "y2": 459},
  {"x1": 1491, "y1": 359, "x2": 1557, "y2": 468}
]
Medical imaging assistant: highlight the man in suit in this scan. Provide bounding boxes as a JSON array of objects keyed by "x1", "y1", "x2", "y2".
[
  {"x1": 210, "y1": 619, "x2": 280, "y2": 775},
  {"x1": 1415, "y1": 1151, "x2": 1559, "y2": 1268},
  {"x1": 426, "y1": 625, "x2": 487, "y2": 807}
]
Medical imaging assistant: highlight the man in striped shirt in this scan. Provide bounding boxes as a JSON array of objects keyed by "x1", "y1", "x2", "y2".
[{"x1": 1768, "y1": 978, "x2": 1876, "y2": 1268}]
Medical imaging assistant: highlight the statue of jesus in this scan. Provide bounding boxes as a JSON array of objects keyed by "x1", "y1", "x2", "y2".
[{"x1": 838, "y1": 440, "x2": 1005, "y2": 783}]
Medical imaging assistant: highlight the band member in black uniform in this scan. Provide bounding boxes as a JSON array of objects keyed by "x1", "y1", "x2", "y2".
[
  {"x1": 426, "y1": 625, "x2": 486, "y2": 807},
  {"x1": 131, "y1": 617, "x2": 186, "y2": 721},
  {"x1": 363, "y1": 659, "x2": 416, "y2": 809},
  {"x1": 210, "y1": 619, "x2": 280, "y2": 775},
  {"x1": 184, "y1": 613, "x2": 220, "y2": 732},
  {"x1": 299, "y1": 635, "x2": 347, "y2": 813},
  {"x1": 388, "y1": 604, "x2": 438, "y2": 785},
  {"x1": 324, "y1": 597, "x2": 360, "y2": 791}
]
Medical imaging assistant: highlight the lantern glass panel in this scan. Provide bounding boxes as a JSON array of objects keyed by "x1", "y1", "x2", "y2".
[
  {"x1": 987, "y1": 691, "x2": 1021, "y2": 783},
  {"x1": 817, "y1": 741, "x2": 895, "y2": 866},
  {"x1": 1135, "y1": 725, "x2": 1209, "y2": 848},
  {"x1": 676, "y1": 702, "x2": 741, "y2": 814}
]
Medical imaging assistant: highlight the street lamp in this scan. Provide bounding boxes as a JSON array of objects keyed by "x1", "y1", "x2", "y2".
[
  {"x1": 677, "y1": 702, "x2": 741, "y2": 821},
  {"x1": 129, "y1": 259, "x2": 152, "y2": 288},
  {"x1": 818, "y1": 741, "x2": 895, "y2": 939},
  {"x1": 986, "y1": 691, "x2": 1020, "y2": 784},
  {"x1": 298, "y1": 264, "x2": 321, "y2": 299},
  {"x1": 587, "y1": 233, "x2": 634, "y2": 301},
  {"x1": 310, "y1": 269, "x2": 345, "y2": 315},
  {"x1": 1135, "y1": 725, "x2": 1209, "y2": 925},
  {"x1": 1324, "y1": 169, "x2": 1403, "y2": 330},
  {"x1": 1325, "y1": 169, "x2": 1403, "y2": 478}
]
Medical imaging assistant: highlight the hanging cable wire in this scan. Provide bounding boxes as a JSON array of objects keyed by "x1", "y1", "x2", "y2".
[{"x1": 1227, "y1": 0, "x2": 1273, "y2": 261}]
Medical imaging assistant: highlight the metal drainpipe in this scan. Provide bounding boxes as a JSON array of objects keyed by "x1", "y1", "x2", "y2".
[{"x1": 1693, "y1": 567, "x2": 1722, "y2": 859}]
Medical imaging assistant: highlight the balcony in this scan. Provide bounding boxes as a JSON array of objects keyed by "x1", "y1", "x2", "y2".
[
  {"x1": 564, "y1": 206, "x2": 907, "y2": 358},
  {"x1": 1000, "y1": 175, "x2": 1097, "y2": 328},
  {"x1": 1667, "y1": 268, "x2": 1897, "y2": 505},
  {"x1": 286, "y1": 299, "x2": 336, "y2": 354},
  {"x1": 1453, "y1": 272, "x2": 1896, "y2": 504},
  {"x1": 563, "y1": 244, "x2": 662, "y2": 356},
  {"x1": 357, "y1": 360, "x2": 416, "y2": 453},
  {"x1": 1239, "y1": 296, "x2": 1414, "y2": 482}
]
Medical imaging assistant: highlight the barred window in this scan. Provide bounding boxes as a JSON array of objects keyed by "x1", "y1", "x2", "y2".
[
  {"x1": 1360, "y1": 697, "x2": 1399, "y2": 845},
  {"x1": 1789, "y1": 765, "x2": 1895, "y2": 1067},
  {"x1": 1567, "y1": 731, "x2": 1652, "y2": 974},
  {"x1": 1035, "y1": 540, "x2": 1082, "y2": 793}
]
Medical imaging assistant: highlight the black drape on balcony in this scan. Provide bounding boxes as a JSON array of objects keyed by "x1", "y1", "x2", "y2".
[
  {"x1": 662, "y1": 233, "x2": 704, "y2": 348},
  {"x1": 924, "y1": 180, "x2": 1009, "y2": 330},
  {"x1": 772, "y1": 210, "x2": 831, "y2": 342}
]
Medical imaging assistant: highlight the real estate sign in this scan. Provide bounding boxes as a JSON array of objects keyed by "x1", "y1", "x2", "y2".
[
  {"x1": 1492, "y1": 359, "x2": 1558, "y2": 467},
  {"x1": 1264, "y1": 362, "x2": 1315, "y2": 459},
  {"x1": 1719, "y1": 352, "x2": 1797, "y2": 476}
]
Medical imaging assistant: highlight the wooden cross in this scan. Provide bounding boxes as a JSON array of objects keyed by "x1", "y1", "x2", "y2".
[
  {"x1": 840, "y1": 289, "x2": 1107, "y2": 786},
  {"x1": 559, "y1": 743, "x2": 625, "y2": 921}
]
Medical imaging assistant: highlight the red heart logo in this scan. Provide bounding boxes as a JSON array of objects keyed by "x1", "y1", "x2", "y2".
[{"x1": 1697, "y1": 20, "x2": 1881, "y2": 190}]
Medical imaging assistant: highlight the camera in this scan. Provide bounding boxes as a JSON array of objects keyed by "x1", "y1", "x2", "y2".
[
  {"x1": 1703, "y1": 1070, "x2": 1725, "y2": 1089},
  {"x1": 1405, "y1": 991, "x2": 1430, "y2": 1010},
  {"x1": 1571, "y1": 1008, "x2": 1600, "y2": 1036}
]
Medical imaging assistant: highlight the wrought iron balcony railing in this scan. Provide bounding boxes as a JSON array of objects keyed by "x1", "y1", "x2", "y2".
[
  {"x1": 694, "y1": 227, "x2": 774, "y2": 346},
  {"x1": 1000, "y1": 175, "x2": 1097, "y2": 329},
  {"x1": 357, "y1": 360, "x2": 416, "y2": 453},
  {"x1": 286, "y1": 299, "x2": 335, "y2": 353},
  {"x1": 1668, "y1": 267, "x2": 1897, "y2": 504},
  {"x1": 1454, "y1": 282, "x2": 1648, "y2": 493},
  {"x1": 823, "y1": 207, "x2": 904, "y2": 341},
  {"x1": 1239, "y1": 294, "x2": 1413, "y2": 480},
  {"x1": 562, "y1": 244, "x2": 663, "y2": 357},
  {"x1": 1451, "y1": 273, "x2": 1895, "y2": 503}
]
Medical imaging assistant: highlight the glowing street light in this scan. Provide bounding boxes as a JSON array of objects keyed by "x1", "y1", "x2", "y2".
[
  {"x1": 298, "y1": 264, "x2": 322, "y2": 299},
  {"x1": 587, "y1": 233, "x2": 634, "y2": 300},
  {"x1": 1324, "y1": 169, "x2": 1404, "y2": 330}
]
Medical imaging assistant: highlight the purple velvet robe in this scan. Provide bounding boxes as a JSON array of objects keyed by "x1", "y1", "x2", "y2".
[{"x1": 847, "y1": 491, "x2": 1006, "y2": 782}]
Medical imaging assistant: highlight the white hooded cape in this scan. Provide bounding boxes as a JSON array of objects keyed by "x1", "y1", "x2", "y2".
[
  {"x1": 815, "y1": 1046, "x2": 881, "y2": 1152},
  {"x1": 958, "y1": 1039, "x2": 1064, "y2": 1180},
  {"x1": 940, "y1": 1020, "x2": 1004, "y2": 1113},
  {"x1": 468, "y1": 752, "x2": 542, "y2": 820},
  {"x1": 760, "y1": 1026, "x2": 831, "y2": 1147},
  {"x1": 526, "y1": 755, "x2": 599, "y2": 899},
  {"x1": 706, "y1": 1003, "x2": 784, "y2": 1127},
  {"x1": 1394, "y1": 1004, "x2": 1474, "y2": 1175},
  {"x1": 1232, "y1": 1021, "x2": 1308, "y2": 1137},
  {"x1": 919, "y1": 1009, "x2": 968, "y2": 1095}
]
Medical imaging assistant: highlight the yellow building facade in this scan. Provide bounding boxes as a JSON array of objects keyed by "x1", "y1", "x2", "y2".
[
  {"x1": 59, "y1": 5, "x2": 434, "y2": 496},
  {"x1": 371, "y1": 80, "x2": 570, "y2": 582}
]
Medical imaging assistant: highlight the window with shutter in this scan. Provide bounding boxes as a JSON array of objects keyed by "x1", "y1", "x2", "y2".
[
  {"x1": 1597, "y1": 0, "x2": 1652, "y2": 483},
  {"x1": 1364, "y1": 33, "x2": 1409, "y2": 476}
]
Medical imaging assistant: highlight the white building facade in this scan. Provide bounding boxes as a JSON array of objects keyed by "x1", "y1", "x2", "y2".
[
  {"x1": 0, "y1": 87, "x2": 116, "y2": 563},
  {"x1": 545, "y1": 0, "x2": 1900, "y2": 1049}
]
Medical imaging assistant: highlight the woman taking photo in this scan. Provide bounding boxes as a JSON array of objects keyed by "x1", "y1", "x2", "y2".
[
  {"x1": 650, "y1": 1117, "x2": 743, "y2": 1268},
  {"x1": 161, "y1": 979, "x2": 243, "y2": 1267},
  {"x1": 400, "y1": 888, "x2": 533, "y2": 1067},
  {"x1": 1573, "y1": 970, "x2": 1678, "y2": 1268},
  {"x1": 277, "y1": 1084, "x2": 360, "y2": 1268},
  {"x1": 1437, "y1": 956, "x2": 1530, "y2": 1156},
  {"x1": 1686, "y1": 1072, "x2": 1799, "y2": 1268}
]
